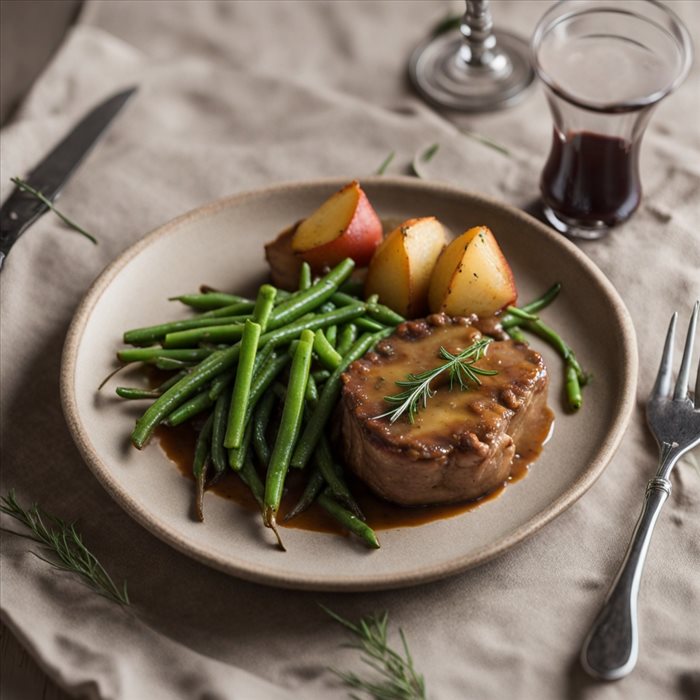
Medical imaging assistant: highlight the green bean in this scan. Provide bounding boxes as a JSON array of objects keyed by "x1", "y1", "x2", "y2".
[
  {"x1": 366, "y1": 301, "x2": 405, "y2": 326},
  {"x1": 263, "y1": 330, "x2": 315, "y2": 545},
  {"x1": 318, "y1": 301, "x2": 336, "y2": 314},
  {"x1": 252, "y1": 390, "x2": 276, "y2": 466},
  {"x1": 208, "y1": 370, "x2": 235, "y2": 400},
  {"x1": 355, "y1": 316, "x2": 386, "y2": 332},
  {"x1": 500, "y1": 283, "x2": 561, "y2": 328},
  {"x1": 566, "y1": 364, "x2": 583, "y2": 411},
  {"x1": 315, "y1": 435, "x2": 363, "y2": 519},
  {"x1": 118, "y1": 348, "x2": 213, "y2": 364},
  {"x1": 336, "y1": 323, "x2": 357, "y2": 356},
  {"x1": 124, "y1": 315, "x2": 249, "y2": 346},
  {"x1": 266, "y1": 258, "x2": 354, "y2": 331},
  {"x1": 332, "y1": 291, "x2": 404, "y2": 327},
  {"x1": 330, "y1": 291, "x2": 360, "y2": 307},
  {"x1": 169, "y1": 292, "x2": 252, "y2": 309},
  {"x1": 298, "y1": 262, "x2": 312, "y2": 291},
  {"x1": 200, "y1": 301, "x2": 255, "y2": 318},
  {"x1": 210, "y1": 390, "x2": 230, "y2": 481},
  {"x1": 115, "y1": 387, "x2": 160, "y2": 400},
  {"x1": 224, "y1": 320, "x2": 262, "y2": 449},
  {"x1": 507, "y1": 326, "x2": 527, "y2": 343},
  {"x1": 116, "y1": 367, "x2": 188, "y2": 399},
  {"x1": 313, "y1": 329, "x2": 343, "y2": 370},
  {"x1": 131, "y1": 343, "x2": 241, "y2": 448},
  {"x1": 259, "y1": 304, "x2": 365, "y2": 350},
  {"x1": 317, "y1": 491, "x2": 379, "y2": 549},
  {"x1": 228, "y1": 420, "x2": 253, "y2": 472},
  {"x1": 252, "y1": 284, "x2": 277, "y2": 331},
  {"x1": 291, "y1": 328, "x2": 393, "y2": 469},
  {"x1": 311, "y1": 369, "x2": 331, "y2": 383},
  {"x1": 238, "y1": 453, "x2": 264, "y2": 508},
  {"x1": 244, "y1": 351, "x2": 291, "y2": 426},
  {"x1": 325, "y1": 324, "x2": 338, "y2": 347},
  {"x1": 521, "y1": 318, "x2": 587, "y2": 410},
  {"x1": 163, "y1": 323, "x2": 245, "y2": 348},
  {"x1": 304, "y1": 374, "x2": 319, "y2": 405},
  {"x1": 283, "y1": 466, "x2": 324, "y2": 521},
  {"x1": 165, "y1": 388, "x2": 215, "y2": 427},
  {"x1": 193, "y1": 413, "x2": 214, "y2": 522}
]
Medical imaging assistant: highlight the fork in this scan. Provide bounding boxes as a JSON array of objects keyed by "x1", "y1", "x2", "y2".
[{"x1": 580, "y1": 302, "x2": 700, "y2": 681}]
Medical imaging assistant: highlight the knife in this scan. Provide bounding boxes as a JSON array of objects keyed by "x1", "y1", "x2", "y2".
[{"x1": 0, "y1": 86, "x2": 137, "y2": 270}]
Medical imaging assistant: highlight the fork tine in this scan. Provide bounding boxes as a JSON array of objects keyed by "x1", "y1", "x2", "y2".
[
  {"x1": 673, "y1": 301, "x2": 699, "y2": 400},
  {"x1": 651, "y1": 312, "x2": 677, "y2": 399}
]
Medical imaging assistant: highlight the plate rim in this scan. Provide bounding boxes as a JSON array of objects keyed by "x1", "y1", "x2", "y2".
[{"x1": 60, "y1": 176, "x2": 639, "y2": 591}]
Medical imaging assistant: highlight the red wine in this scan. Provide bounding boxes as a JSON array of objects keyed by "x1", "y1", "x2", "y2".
[{"x1": 541, "y1": 130, "x2": 641, "y2": 227}]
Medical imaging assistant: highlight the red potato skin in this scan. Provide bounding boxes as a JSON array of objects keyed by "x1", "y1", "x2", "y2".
[{"x1": 295, "y1": 188, "x2": 383, "y2": 272}]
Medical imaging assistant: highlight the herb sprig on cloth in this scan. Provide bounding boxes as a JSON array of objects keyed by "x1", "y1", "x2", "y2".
[
  {"x1": 10, "y1": 176, "x2": 97, "y2": 244},
  {"x1": 0, "y1": 490, "x2": 129, "y2": 606},
  {"x1": 323, "y1": 606, "x2": 427, "y2": 700},
  {"x1": 375, "y1": 337, "x2": 497, "y2": 424}
]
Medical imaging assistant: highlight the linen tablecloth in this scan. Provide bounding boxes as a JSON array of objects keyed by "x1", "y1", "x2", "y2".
[{"x1": 1, "y1": 2, "x2": 699, "y2": 698}]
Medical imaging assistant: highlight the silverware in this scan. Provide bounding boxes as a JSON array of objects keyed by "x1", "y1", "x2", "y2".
[
  {"x1": 0, "y1": 87, "x2": 137, "y2": 270},
  {"x1": 581, "y1": 302, "x2": 700, "y2": 680}
]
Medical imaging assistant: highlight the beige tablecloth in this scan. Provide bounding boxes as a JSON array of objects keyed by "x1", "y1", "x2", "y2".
[{"x1": 1, "y1": 2, "x2": 699, "y2": 698}]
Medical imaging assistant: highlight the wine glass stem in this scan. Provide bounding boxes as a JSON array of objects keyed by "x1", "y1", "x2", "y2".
[{"x1": 460, "y1": 0, "x2": 498, "y2": 68}]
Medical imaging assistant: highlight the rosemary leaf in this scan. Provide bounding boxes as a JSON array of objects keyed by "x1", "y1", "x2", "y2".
[
  {"x1": 375, "y1": 337, "x2": 497, "y2": 424},
  {"x1": 460, "y1": 129, "x2": 511, "y2": 157},
  {"x1": 375, "y1": 151, "x2": 396, "y2": 176},
  {"x1": 10, "y1": 176, "x2": 97, "y2": 244},
  {"x1": 0, "y1": 490, "x2": 129, "y2": 606},
  {"x1": 322, "y1": 606, "x2": 427, "y2": 700}
]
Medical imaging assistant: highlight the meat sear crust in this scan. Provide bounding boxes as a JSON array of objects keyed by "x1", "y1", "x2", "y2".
[{"x1": 339, "y1": 314, "x2": 551, "y2": 506}]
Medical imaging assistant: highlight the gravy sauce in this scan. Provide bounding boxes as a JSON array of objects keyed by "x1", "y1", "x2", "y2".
[{"x1": 156, "y1": 401, "x2": 553, "y2": 533}]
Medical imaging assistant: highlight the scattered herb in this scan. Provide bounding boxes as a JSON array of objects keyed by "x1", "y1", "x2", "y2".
[
  {"x1": 0, "y1": 490, "x2": 129, "y2": 606},
  {"x1": 419, "y1": 143, "x2": 439, "y2": 163},
  {"x1": 460, "y1": 129, "x2": 511, "y2": 157},
  {"x1": 375, "y1": 337, "x2": 497, "y2": 424},
  {"x1": 10, "y1": 176, "x2": 97, "y2": 244},
  {"x1": 323, "y1": 606, "x2": 426, "y2": 700},
  {"x1": 410, "y1": 144, "x2": 440, "y2": 178},
  {"x1": 375, "y1": 151, "x2": 396, "y2": 176}
]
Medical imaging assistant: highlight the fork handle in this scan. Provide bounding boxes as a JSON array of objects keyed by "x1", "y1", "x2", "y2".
[{"x1": 580, "y1": 476, "x2": 672, "y2": 680}]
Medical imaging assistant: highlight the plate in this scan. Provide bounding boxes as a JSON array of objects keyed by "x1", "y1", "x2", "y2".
[{"x1": 61, "y1": 177, "x2": 638, "y2": 591}]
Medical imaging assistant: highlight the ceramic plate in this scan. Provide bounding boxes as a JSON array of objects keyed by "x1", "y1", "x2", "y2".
[{"x1": 61, "y1": 177, "x2": 637, "y2": 591}]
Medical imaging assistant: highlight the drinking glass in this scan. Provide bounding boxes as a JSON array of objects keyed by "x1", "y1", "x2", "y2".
[
  {"x1": 531, "y1": 0, "x2": 693, "y2": 239},
  {"x1": 409, "y1": 0, "x2": 534, "y2": 112}
]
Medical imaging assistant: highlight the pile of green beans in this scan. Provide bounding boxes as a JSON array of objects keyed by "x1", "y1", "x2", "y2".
[{"x1": 113, "y1": 258, "x2": 406, "y2": 550}]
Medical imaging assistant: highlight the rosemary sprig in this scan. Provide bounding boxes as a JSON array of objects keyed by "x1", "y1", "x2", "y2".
[
  {"x1": 375, "y1": 337, "x2": 496, "y2": 424},
  {"x1": 10, "y1": 176, "x2": 97, "y2": 244},
  {"x1": 322, "y1": 606, "x2": 426, "y2": 700},
  {"x1": 0, "y1": 490, "x2": 129, "y2": 606},
  {"x1": 375, "y1": 151, "x2": 396, "y2": 176}
]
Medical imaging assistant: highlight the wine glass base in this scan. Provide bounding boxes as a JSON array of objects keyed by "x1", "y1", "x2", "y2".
[
  {"x1": 542, "y1": 205, "x2": 612, "y2": 240},
  {"x1": 409, "y1": 30, "x2": 535, "y2": 112}
]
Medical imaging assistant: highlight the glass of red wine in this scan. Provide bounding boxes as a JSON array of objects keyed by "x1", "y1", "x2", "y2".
[{"x1": 531, "y1": 0, "x2": 693, "y2": 239}]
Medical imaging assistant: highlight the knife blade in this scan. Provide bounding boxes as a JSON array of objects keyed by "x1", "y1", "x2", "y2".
[{"x1": 0, "y1": 86, "x2": 137, "y2": 269}]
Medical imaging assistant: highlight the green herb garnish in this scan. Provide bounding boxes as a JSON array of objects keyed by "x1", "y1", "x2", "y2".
[
  {"x1": 10, "y1": 176, "x2": 97, "y2": 244},
  {"x1": 375, "y1": 337, "x2": 497, "y2": 424},
  {"x1": 0, "y1": 490, "x2": 129, "y2": 606},
  {"x1": 375, "y1": 151, "x2": 396, "y2": 176},
  {"x1": 323, "y1": 606, "x2": 426, "y2": 700}
]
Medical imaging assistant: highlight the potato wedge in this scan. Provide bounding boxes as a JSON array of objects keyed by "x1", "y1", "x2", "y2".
[
  {"x1": 291, "y1": 181, "x2": 382, "y2": 271},
  {"x1": 428, "y1": 226, "x2": 517, "y2": 317},
  {"x1": 365, "y1": 217, "x2": 447, "y2": 317}
]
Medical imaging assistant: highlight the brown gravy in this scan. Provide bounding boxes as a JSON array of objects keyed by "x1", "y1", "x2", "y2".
[{"x1": 155, "y1": 404, "x2": 553, "y2": 533}]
